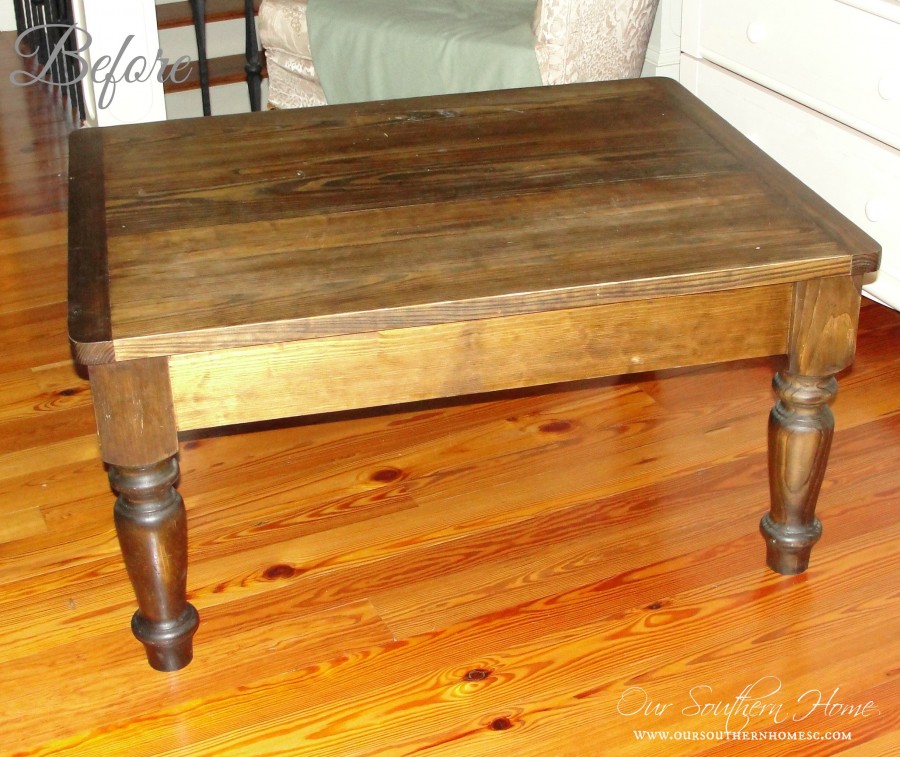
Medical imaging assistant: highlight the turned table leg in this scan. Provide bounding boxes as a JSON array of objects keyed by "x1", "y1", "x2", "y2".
[
  {"x1": 763, "y1": 277, "x2": 862, "y2": 574},
  {"x1": 88, "y1": 357, "x2": 199, "y2": 670},
  {"x1": 762, "y1": 372, "x2": 835, "y2": 573},
  {"x1": 110, "y1": 458, "x2": 199, "y2": 670}
]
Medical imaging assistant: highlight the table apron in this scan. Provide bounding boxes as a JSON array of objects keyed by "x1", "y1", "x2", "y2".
[{"x1": 167, "y1": 284, "x2": 793, "y2": 431}]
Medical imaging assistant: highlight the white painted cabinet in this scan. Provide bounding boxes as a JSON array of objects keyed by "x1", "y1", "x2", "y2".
[{"x1": 680, "y1": 0, "x2": 900, "y2": 309}]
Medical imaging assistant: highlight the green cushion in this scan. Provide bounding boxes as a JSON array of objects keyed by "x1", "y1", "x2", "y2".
[{"x1": 306, "y1": 0, "x2": 543, "y2": 104}]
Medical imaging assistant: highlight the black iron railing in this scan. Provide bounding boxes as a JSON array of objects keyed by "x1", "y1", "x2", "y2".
[
  {"x1": 188, "y1": 0, "x2": 262, "y2": 116},
  {"x1": 12, "y1": 0, "x2": 262, "y2": 120},
  {"x1": 13, "y1": 0, "x2": 86, "y2": 123}
]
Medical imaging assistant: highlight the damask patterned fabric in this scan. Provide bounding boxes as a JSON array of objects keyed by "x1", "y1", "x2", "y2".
[
  {"x1": 258, "y1": 0, "x2": 327, "y2": 108},
  {"x1": 258, "y1": 0, "x2": 659, "y2": 109},
  {"x1": 532, "y1": 0, "x2": 659, "y2": 85}
]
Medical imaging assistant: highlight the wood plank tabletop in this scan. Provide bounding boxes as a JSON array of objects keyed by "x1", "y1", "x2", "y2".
[{"x1": 68, "y1": 78, "x2": 880, "y2": 364}]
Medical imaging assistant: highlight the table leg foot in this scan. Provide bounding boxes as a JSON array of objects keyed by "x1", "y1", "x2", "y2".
[
  {"x1": 764, "y1": 371, "x2": 836, "y2": 575},
  {"x1": 760, "y1": 512, "x2": 822, "y2": 575},
  {"x1": 132, "y1": 604, "x2": 200, "y2": 671},
  {"x1": 110, "y1": 457, "x2": 199, "y2": 671}
]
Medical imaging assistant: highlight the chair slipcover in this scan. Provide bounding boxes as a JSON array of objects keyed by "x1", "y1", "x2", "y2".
[{"x1": 259, "y1": 0, "x2": 660, "y2": 109}]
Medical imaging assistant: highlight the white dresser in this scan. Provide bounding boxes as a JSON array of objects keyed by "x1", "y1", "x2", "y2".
[{"x1": 679, "y1": 0, "x2": 900, "y2": 309}]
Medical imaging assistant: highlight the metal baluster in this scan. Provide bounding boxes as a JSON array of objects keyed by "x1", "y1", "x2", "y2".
[
  {"x1": 244, "y1": 0, "x2": 261, "y2": 111},
  {"x1": 21, "y1": 0, "x2": 36, "y2": 43},
  {"x1": 14, "y1": 0, "x2": 28, "y2": 36},
  {"x1": 188, "y1": 0, "x2": 211, "y2": 116},
  {"x1": 29, "y1": 1, "x2": 51, "y2": 78},
  {"x1": 55, "y1": 0, "x2": 86, "y2": 122},
  {"x1": 43, "y1": 0, "x2": 65, "y2": 108},
  {"x1": 31, "y1": 0, "x2": 60, "y2": 95}
]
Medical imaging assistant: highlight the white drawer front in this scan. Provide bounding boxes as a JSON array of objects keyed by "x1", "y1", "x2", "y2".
[
  {"x1": 681, "y1": 55, "x2": 900, "y2": 308},
  {"x1": 683, "y1": 0, "x2": 900, "y2": 149}
]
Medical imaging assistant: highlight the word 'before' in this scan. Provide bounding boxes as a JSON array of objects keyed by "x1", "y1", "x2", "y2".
[{"x1": 9, "y1": 24, "x2": 192, "y2": 108}]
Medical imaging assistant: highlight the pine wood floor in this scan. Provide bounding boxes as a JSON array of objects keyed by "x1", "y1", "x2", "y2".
[{"x1": 1, "y1": 32, "x2": 898, "y2": 756}]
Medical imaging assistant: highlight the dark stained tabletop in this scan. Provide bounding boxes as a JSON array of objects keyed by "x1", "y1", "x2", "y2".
[{"x1": 68, "y1": 78, "x2": 880, "y2": 364}]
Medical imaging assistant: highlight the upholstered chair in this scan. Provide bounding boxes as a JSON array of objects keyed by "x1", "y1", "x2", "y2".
[{"x1": 259, "y1": 0, "x2": 660, "y2": 109}]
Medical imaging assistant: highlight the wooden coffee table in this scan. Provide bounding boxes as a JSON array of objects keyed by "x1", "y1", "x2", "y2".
[{"x1": 68, "y1": 78, "x2": 879, "y2": 671}]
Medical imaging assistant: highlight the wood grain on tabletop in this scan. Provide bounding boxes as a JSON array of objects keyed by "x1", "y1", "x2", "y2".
[{"x1": 70, "y1": 78, "x2": 875, "y2": 362}]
